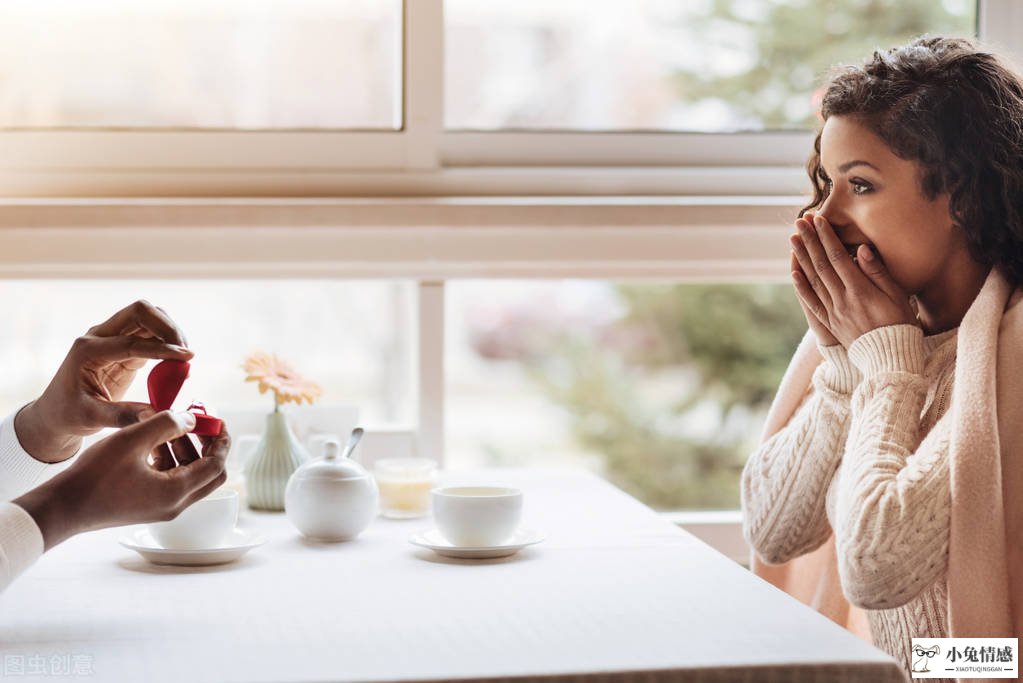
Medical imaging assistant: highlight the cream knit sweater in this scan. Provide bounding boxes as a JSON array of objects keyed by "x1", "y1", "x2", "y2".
[{"x1": 742, "y1": 323, "x2": 959, "y2": 680}]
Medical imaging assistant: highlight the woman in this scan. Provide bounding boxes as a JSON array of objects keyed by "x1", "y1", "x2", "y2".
[
  {"x1": 0, "y1": 300, "x2": 230, "y2": 591},
  {"x1": 741, "y1": 36, "x2": 1023, "y2": 679}
]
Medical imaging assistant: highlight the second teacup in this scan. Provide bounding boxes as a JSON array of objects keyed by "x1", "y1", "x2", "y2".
[
  {"x1": 148, "y1": 488, "x2": 239, "y2": 550},
  {"x1": 432, "y1": 486, "x2": 522, "y2": 547}
]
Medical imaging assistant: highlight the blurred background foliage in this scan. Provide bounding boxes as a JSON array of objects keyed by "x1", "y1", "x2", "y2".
[
  {"x1": 518, "y1": 285, "x2": 806, "y2": 510},
  {"x1": 467, "y1": 0, "x2": 974, "y2": 509},
  {"x1": 673, "y1": 0, "x2": 976, "y2": 129}
]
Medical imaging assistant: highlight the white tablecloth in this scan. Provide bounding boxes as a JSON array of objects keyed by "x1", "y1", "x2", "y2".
[{"x1": 0, "y1": 469, "x2": 907, "y2": 683}]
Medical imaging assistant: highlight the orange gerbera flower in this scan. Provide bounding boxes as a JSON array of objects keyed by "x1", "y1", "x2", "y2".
[{"x1": 243, "y1": 352, "x2": 323, "y2": 407}]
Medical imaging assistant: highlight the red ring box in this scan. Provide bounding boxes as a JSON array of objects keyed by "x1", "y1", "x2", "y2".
[{"x1": 147, "y1": 360, "x2": 224, "y2": 437}]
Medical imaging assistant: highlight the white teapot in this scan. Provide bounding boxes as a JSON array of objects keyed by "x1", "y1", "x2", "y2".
[{"x1": 284, "y1": 430, "x2": 378, "y2": 541}]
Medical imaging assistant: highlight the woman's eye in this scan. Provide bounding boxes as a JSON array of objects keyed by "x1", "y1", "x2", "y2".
[
  {"x1": 850, "y1": 179, "x2": 873, "y2": 195},
  {"x1": 820, "y1": 172, "x2": 872, "y2": 195}
]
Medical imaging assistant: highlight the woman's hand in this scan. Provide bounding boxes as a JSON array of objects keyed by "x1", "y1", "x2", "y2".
[
  {"x1": 13, "y1": 411, "x2": 231, "y2": 551},
  {"x1": 15, "y1": 300, "x2": 194, "y2": 463},
  {"x1": 790, "y1": 213, "x2": 919, "y2": 348},
  {"x1": 790, "y1": 211, "x2": 840, "y2": 346}
]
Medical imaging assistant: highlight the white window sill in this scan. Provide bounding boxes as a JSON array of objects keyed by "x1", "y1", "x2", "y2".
[
  {"x1": 0, "y1": 195, "x2": 804, "y2": 279},
  {"x1": 664, "y1": 509, "x2": 749, "y2": 565}
]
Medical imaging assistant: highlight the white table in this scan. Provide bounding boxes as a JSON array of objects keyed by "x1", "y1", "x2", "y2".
[{"x1": 0, "y1": 469, "x2": 907, "y2": 683}]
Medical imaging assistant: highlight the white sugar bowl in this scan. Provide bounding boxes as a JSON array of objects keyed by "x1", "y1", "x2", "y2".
[{"x1": 284, "y1": 438, "x2": 378, "y2": 541}]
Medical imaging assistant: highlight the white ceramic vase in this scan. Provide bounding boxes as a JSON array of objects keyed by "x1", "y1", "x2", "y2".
[{"x1": 244, "y1": 410, "x2": 310, "y2": 511}]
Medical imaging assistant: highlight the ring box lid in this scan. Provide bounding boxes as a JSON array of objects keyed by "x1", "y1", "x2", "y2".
[{"x1": 147, "y1": 360, "x2": 223, "y2": 437}]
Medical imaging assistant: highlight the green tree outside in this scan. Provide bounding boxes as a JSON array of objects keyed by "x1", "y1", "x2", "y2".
[
  {"x1": 496, "y1": 2, "x2": 976, "y2": 510},
  {"x1": 674, "y1": 0, "x2": 976, "y2": 129}
]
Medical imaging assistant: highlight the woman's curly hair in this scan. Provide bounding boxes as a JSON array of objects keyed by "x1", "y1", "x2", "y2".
[{"x1": 802, "y1": 35, "x2": 1023, "y2": 287}]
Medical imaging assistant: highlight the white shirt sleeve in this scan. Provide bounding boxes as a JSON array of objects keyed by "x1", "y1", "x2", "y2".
[
  {"x1": 0, "y1": 501, "x2": 44, "y2": 592},
  {"x1": 0, "y1": 405, "x2": 71, "y2": 502},
  {"x1": 0, "y1": 407, "x2": 81, "y2": 592}
]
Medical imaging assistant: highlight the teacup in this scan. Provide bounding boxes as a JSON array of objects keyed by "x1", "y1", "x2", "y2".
[
  {"x1": 148, "y1": 488, "x2": 239, "y2": 550},
  {"x1": 432, "y1": 486, "x2": 523, "y2": 547}
]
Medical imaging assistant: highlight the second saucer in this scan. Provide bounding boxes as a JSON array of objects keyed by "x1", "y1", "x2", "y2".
[{"x1": 409, "y1": 528, "x2": 545, "y2": 559}]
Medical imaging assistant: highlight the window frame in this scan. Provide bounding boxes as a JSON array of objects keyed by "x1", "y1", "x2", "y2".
[
  {"x1": 0, "y1": 0, "x2": 441, "y2": 194},
  {"x1": 0, "y1": 0, "x2": 1014, "y2": 557},
  {"x1": 0, "y1": 0, "x2": 1006, "y2": 197}
]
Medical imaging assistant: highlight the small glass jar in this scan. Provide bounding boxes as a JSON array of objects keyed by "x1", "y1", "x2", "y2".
[{"x1": 373, "y1": 458, "x2": 439, "y2": 519}]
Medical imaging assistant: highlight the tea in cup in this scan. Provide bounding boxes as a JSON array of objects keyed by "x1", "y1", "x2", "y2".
[
  {"x1": 148, "y1": 488, "x2": 239, "y2": 550},
  {"x1": 432, "y1": 486, "x2": 522, "y2": 547}
]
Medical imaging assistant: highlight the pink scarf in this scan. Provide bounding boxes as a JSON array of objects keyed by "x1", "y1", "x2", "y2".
[{"x1": 749, "y1": 266, "x2": 1023, "y2": 675}]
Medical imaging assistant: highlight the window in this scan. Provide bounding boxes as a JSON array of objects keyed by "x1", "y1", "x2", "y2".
[
  {"x1": 445, "y1": 0, "x2": 977, "y2": 132},
  {"x1": 0, "y1": 0, "x2": 402, "y2": 130},
  {"x1": 0, "y1": 278, "x2": 415, "y2": 432},
  {"x1": 0, "y1": 1, "x2": 1010, "y2": 551},
  {"x1": 446, "y1": 280, "x2": 805, "y2": 512},
  {"x1": 0, "y1": 0, "x2": 994, "y2": 189}
]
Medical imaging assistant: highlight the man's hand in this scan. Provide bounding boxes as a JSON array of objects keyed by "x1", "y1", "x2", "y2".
[
  {"x1": 15, "y1": 300, "x2": 194, "y2": 463},
  {"x1": 13, "y1": 411, "x2": 231, "y2": 551}
]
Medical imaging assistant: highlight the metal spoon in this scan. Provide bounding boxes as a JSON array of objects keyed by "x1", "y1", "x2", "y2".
[{"x1": 340, "y1": 427, "x2": 364, "y2": 460}]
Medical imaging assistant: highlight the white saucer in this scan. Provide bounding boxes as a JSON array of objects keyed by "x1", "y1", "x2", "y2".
[
  {"x1": 119, "y1": 527, "x2": 266, "y2": 566},
  {"x1": 409, "y1": 528, "x2": 545, "y2": 559}
]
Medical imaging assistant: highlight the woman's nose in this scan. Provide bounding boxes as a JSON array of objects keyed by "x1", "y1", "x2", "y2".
[{"x1": 817, "y1": 193, "x2": 843, "y2": 227}]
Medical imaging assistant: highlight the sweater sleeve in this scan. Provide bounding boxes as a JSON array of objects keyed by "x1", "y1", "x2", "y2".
[
  {"x1": 0, "y1": 501, "x2": 44, "y2": 592},
  {"x1": 833, "y1": 324, "x2": 951, "y2": 610},
  {"x1": 741, "y1": 341, "x2": 861, "y2": 565},
  {"x1": 0, "y1": 406, "x2": 68, "y2": 502}
]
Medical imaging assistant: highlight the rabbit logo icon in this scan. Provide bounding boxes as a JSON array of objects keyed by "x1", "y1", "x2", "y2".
[{"x1": 912, "y1": 644, "x2": 940, "y2": 673}]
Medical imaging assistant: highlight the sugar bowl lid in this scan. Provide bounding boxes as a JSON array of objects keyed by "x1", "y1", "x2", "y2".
[{"x1": 293, "y1": 439, "x2": 370, "y2": 481}]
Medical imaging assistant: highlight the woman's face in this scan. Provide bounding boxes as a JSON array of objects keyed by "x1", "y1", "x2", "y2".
[{"x1": 815, "y1": 115, "x2": 956, "y2": 294}]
